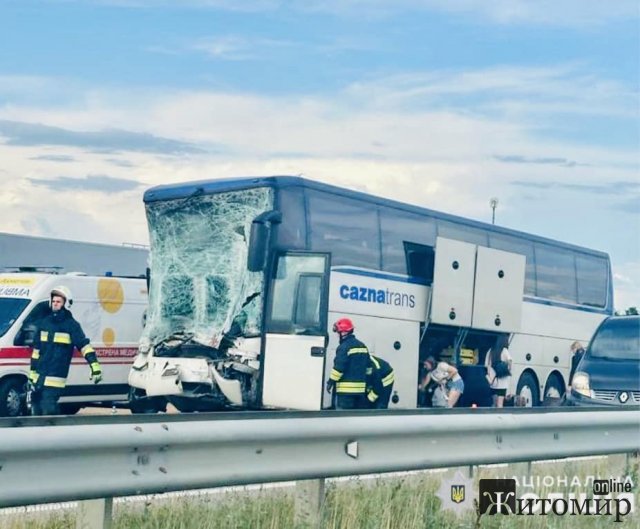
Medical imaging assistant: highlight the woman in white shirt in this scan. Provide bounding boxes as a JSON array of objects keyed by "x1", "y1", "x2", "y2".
[
  {"x1": 485, "y1": 335, "x2": 512, "y2": 408},
  {"x1": 420, "y1": 356, "x2": 464, "y2": 408}
]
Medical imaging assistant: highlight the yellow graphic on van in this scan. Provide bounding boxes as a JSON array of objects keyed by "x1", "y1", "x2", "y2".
[
  {"x1": 98, "y1": 278, "x2": 124, "y2": 313},
  {"x1": 102, "y1": 327, "x2": 116, "y2": 346}
]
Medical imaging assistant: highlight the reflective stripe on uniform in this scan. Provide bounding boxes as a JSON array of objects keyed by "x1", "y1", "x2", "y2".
[
  {"x1": 90, "y1": 362, "x2": 101, "y2": 372},
  {"x1": 43, "y1": 376, "x2": 66, "y2": 388},
  {"x1": 82, "y1": 344, "x2": 96, "y2": 356},
  {"x1": 31, "y1": 349, "x2": 40, "y2": 360},
  {"x1": 347, "y1": 347, "x2": 368, "y2": 355},
  {"x1": 382, "y1": 372, "x2": 395, "y2": 386},
  {"x1": 371, "y1": 356, "x2": 380, "y2": 368},
  {"x1": 40, "y1": 331, "x2": 49, "y2": 342},
  {"x1": 29, "y1": 371, "x2": 39, "y2": 382},
  {"x1": 53, "y1": 332, "x2": 71, "y2": 344},
  {"x1": 330, "y1": 369, "x2": 343, "y2": 381},
  {"x1": 367, "y1": 390, "x2": 378, "y2": 402},
  {"x1": 336, "y1": 381, "x2": 366, "y2": 393}
]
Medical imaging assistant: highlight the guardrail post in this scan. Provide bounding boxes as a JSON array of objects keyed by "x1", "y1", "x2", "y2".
[
  {"x1": 75, "y1": 498, "x2": 113, "y2": 529},
  {"x1": 294, "y1": 478, "x2": 325, "y2": 528}
]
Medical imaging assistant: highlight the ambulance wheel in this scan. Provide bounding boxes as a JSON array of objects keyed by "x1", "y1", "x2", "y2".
[
  {"x1": 516, "y1": 372, "x2": 539, "y2": 408},
  {"x1": 0, "y1": 377, "x2": 26, "y2": 417}
]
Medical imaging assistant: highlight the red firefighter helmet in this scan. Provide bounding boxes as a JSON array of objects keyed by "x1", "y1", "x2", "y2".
[{"x1": 332, "y1": 318, "x2": 354, "y2": 334}]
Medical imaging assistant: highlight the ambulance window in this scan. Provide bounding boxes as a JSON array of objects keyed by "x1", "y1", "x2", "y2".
[
  {"x1": 22, "y1": 301, "x2": 51, "y2": 326},
  {"x1": 0, "y1": 298, "x2": 30, "y2": 338}
]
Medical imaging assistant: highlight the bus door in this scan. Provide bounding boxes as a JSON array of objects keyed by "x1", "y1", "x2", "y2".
[{"x1": 261, "y1": 252, "x2": 330, "y2": 410}]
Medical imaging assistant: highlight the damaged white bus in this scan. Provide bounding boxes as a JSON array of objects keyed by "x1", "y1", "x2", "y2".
[{"x1": 128, "y1": 176, "x2": 613, "y2": 411}]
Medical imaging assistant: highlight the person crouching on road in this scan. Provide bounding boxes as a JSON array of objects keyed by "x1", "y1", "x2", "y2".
[
  {"x1": 420, "y1": 357, "x2": 464, "y2": 408},
  {"x1": 366, "y1": 355, "x2": 395, "y2": 409},
  {"x1": 326, "y1": 318, "x2": 370, "y2": 410},
  {"x1": 28, "y1": 286, "x2": 102, "y2": 415}
]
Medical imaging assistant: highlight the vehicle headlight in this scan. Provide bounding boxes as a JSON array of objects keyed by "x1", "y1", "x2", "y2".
[{"x1": 572, "y1": 372, "x2": 591, "y2": 398}]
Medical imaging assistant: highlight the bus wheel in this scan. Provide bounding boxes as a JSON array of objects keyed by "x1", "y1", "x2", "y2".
[
  {"x1": 516, "y1": 372, "x2": 539, "y2": 407},
  {"x1": 0, "y1": 377, "x2": 26, "y2": 417},
  {"x1": 543, "y1": 375, "x2": 565, "y2": 406}
]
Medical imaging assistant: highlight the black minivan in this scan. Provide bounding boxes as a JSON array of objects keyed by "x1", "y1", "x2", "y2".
[{"x1": 567, "y1": 315, "x2": 640, "y2": 406}]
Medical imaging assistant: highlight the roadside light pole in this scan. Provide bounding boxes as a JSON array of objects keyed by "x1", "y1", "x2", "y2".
[{"x1": 490, "y1": 197, "x2": 498, "y2": 225}]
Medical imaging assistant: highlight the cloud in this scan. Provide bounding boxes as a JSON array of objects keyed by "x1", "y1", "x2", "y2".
[
  {"x1": 494, "y1": 154, "x2": 581, "y2": 167},
  {"x1": 0, "y1": 120, "x2": 208, "y2": 154},
  {"x1": 510, "y1": 180, "x2": 640, "y2": 197},
  {"x1": 29, "y1": 154, "x2": 77, "y2": 163},
  {"x1": 189, "y1": 35, "x2": 294, "y2": 60},
  {"x1": 27, "y1": 174, "x2": 144, "y2": 193},
  {"x1": 104, "y1": 158, "x2": 136, "y2": 168},
  {"x1": 300, "y1": 0, "x2": 639, "y2": 26}
]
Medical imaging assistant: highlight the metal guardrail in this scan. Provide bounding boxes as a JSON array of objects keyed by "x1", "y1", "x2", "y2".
[{"x1": 0, "y1": 407, "x2": 639, "y2": 508}]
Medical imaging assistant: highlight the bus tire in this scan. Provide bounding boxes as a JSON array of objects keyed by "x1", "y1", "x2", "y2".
[
  {"x1": 516, "y1": 372, "x2": 539, "y2": 407},
  {"x1": 543, "y1": 374, "x2": 565, "y2": 406},
  {"x1": 0, "y1": 377, "x2": 27, "y2": 417}
]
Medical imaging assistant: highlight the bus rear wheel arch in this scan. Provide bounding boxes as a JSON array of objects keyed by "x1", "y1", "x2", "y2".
[
  {"x1": 516, "y1": 371, "x2": 540, "y2": 407},
  {"x1": 543, "y1": 373, "x2": 565, "y2": 405}
]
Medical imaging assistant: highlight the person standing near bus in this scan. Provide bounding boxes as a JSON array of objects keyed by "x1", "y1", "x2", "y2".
[
  {"x1": 420, "y1": 356, "x2": 464, "y2": 408},
  {"x1": 326, "y1": 318, "x2": 370, "y2": 410},
  {"x1": 366, "y1": 355, "x2": 395, "y2": 409},
  {"x1": 568, "y1": 340, "x2": 586, "y2": 390},
  {"x1": 28, "y1": 286, "x2": 102, "y2": 415},
  {"x1": 485, "y1": 335, "x2": 512, "y2": 408}
]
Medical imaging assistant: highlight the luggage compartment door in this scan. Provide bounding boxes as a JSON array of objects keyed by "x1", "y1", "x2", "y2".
[
  {"x1": 471, "y1": 245, "x2": 526, "y2": 332},
  {"x1": 430, "y1": 237, "x2": 476, "y2": 327}
]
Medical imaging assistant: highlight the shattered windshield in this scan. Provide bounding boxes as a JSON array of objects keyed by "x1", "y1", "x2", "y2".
[{"x1": 142, "y1": 187, "x2": 273, "y2": 346}]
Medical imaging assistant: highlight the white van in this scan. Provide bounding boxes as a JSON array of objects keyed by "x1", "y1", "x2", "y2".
[{"x1": 0, "y1": 271, "x2": 148, "y2": 416}]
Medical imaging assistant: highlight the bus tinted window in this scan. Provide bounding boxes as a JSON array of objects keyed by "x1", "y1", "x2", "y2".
[
  {"x1": 437, "y1": 221, "x2": 489, "y2": 246},
  {"x1": 307, "y1": 190, "x2": 380, "y2": 268},
  {"x1": 380, "y1": 207, "x2": 436, "y2": 273},
  {"x1": 277, "y1": 187, "x2": 306, "y2": 249},
  {"x1": 576, "y1": 254, "x2": 608, "y2": 308},
  {"x1": 489, "y1": 233, "x2": 536, "y2": 296},
  {"x1": 535, "y1": 244, "x2": 577, "y2": 303}
]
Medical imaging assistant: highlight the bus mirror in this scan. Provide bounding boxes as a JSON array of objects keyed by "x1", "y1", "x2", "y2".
[
  {"x1": 248, "y1": 223, "x2": 268, "y2": 271},
  {"x1": 247, "y1": 210, "x2": 282, "y2": 272}
]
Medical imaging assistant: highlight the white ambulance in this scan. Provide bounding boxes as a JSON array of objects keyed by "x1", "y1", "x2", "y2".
[{"x1": 0, "y1": 271, "x2": 148, "y2": 416}]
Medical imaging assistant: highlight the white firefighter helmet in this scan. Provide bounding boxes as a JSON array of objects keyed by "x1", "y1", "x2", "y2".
[{"x1": 50, "y1": 285, "x2": 73, "y2": 309}]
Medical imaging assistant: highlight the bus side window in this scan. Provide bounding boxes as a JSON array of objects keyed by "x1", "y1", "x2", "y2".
[{"x1": 404, "y1": 242, "x2": 435, "y2": 285}]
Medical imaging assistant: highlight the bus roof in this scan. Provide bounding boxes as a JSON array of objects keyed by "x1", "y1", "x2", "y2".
[{"x1": 143, "y1": 176, "x2": 609, "y2": 258}]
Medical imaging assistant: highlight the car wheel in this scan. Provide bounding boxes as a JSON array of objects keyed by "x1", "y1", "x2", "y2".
[
  {"x1": 0, "y1": 377, "x2": 26, "y2": 417},
  {"x1": 516, "y1": 372, "x2": 540, "y2": 407}
]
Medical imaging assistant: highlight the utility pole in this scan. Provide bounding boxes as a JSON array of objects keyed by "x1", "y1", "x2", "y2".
[{"x1": 490, "y1": 197, "x2": 499, "y2": 225}]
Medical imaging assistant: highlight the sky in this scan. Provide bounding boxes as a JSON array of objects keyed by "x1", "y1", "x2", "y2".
[{"x1": 0, "y1": 0, "x2": 638, "y2": 310}]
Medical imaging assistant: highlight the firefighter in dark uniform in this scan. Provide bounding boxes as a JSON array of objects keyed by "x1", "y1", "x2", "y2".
[
  {"x1": 326, "y1": 318, "x2": 370, "y2": 410},
  {"x1": 366, "y1": 355, "x2": 395, "y2": 409},
  {"x1": 28, "y1": 286, "x2": 102, "y2": 415}
]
